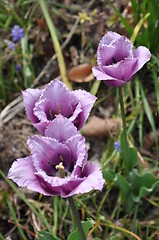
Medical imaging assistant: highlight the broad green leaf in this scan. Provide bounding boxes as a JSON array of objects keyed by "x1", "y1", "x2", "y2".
[
  {"x1": 67, "y1": 218, "x2": 94, "y2": 240},
  {"x1": 38, "y1": 231, "x2": 61, "y2": 240},
  {"x1": 114, "y1": 174, "x2": 129, "y2": 195},
  {"x1": 103, "y1": 169, "x2": 115, "y2": 183},
  {"x1": 128, "y1": 169, "x2": 159, "y2": 200}
]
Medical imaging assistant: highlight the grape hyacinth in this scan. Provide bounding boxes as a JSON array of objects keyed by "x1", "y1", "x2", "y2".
[
  {"x1": 16, "y1": 65, "x2": 21, "y2": 72},
  {"x1": 114, "y1": 140, "x2": 120, "y2": 153},
  {"x1": 4, "y1": 40, "x2": 15, "y2": 51},
  {"x1": 11, "y1": 25, "x2": 24, "y2": 42}
]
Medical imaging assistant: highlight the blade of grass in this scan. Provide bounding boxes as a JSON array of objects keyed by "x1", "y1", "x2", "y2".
[
  {"x1": 152, "y1": 69, "x2": 159, "y2": 114},
  {"x1": 142, "y1": 0, "x2": 148, "y2": 15},
  {"x1": 0, "y1": 169, "x2": 50, "y2": 231},
  {"x1": 105, "y1": 0, "x2": 133, "y2": 35},
  {"x1": 130, "y1": 12, "x2": 150, "y2": 44},
  {"x1": 130, "y1": 0, "x2": 138, "y2": 22},
  {"x1": 138, "y1": 108, "x2": 144, "y2": 150},
  {"x1": 0, "y1": 233, "x2": 5, "y2": 240},
  {"x1": 6, "y1": 197, "x2": 27, "y2": 240},
  {"x1": 140, "y1": 83, "x2": 158, "y2": 160},
  {"x1": 38, "y1": 0, "x2": 72, "y2": 89},
  {"x1": 0, "y1": 59, "x2": 6, "y2": 104}
]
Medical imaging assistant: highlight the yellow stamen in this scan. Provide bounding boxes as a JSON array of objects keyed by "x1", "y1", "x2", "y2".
[
  {"x1": 55, "y1": 162, "x2": 65, "y2": 178},
  {"x1": 55, "y1": 105, "x2": 62, "y2": 118}
]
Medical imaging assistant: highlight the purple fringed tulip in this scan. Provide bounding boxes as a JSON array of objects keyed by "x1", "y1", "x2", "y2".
[
  {"x1": 92, "y1": 31, "x2": 151, "y2": 87},
  {"x1": 8, "y1": 116, "x2": 104, "y2": 197},
  {"x1": 22, "y1": 79, "x2": 96, "y2": 134}
]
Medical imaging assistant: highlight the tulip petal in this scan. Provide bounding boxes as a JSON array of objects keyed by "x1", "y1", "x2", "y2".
[
  {"x1": 133, "y1": 46, "x2": 151, "y2": 74},
  {"x1": 92, "y1": 66, "x2": 125, "y2": 87},
  {"x1": 97, "y1": 45, "x2": 116, "y2": 66},
  {"x1": 66, "y1": 135, "x2": 88, "y2": 171},
  {"x1": 39, "y1": 80, "x2": 77, "y2": 117},
  {"x1": 22, "y1": 89, "x2": 42, "y2": 123},
  {"x1": 45, "y1": 115, "x2": 79, "y2": 142},
  {"x1": 73, "y1": 90, "x2": 97, "y2": 129},
  {"x1": 28, "y1": 136, "x2": 71, "y2": 175},
  {"x1": 101, "y1": 31, "x2": 121, "y2": 45},
  {"x1": 97, "y1": 36, "x2": 133, "y2": 66},
  {"x1": 7, "y1": 156, "x2": 49, "y2": 195},
  {"x1": 61, "y1": 162, "x2": 105, "y2": 197},
  {"x1": 102, "y1": 58, "x2": 137, "y2": 81}
]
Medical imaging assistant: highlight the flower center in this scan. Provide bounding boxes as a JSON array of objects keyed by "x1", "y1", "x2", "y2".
[
  {"x1": 55, "y1": 162, "x2": 65, "y2": 178},
  {"x1": 112, "y1": 57, "x2": 117, "y2": 64},
  {"x1": 46, "y1": 152, "x2": 74, "y2": 177},
  {"x1": 47, "y1": 106, "x2": 62, "y2": 120}
]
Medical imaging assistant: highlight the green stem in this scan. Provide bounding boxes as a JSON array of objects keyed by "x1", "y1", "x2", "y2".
[
  {"x1": 38, "y1": 0, "x2": 72, "y2": 89},
  {"x1": 53, "y1": 196, "x2": 58, "y2": 236},
  {"x1": 118, "y1": 87, "x2": 129, "y2": 169},
  {"x1": 68, "y1": 197, "x2": 86, "y2": 240}
]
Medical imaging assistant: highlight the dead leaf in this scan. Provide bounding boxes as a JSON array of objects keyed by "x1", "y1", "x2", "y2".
[
  {"x1": 143, "y1": 130, "x2": 159, "y2": 149},
  {"x1": 67, "y1": 63, "x2": 93, "y2": 82},
  {"x1": 37, "y1": 18, "x2": 46, "y2": 30},
  {"x1": 82, "y1": 116, "x2": 121, "y2": 137}
]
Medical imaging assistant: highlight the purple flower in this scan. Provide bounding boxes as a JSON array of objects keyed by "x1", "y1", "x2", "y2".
[
  {"x1": 114, "y1": 140, "x2": 120, "y2": 153},
  {"x1": 5, "y1": 40, "x2": 15, "y2": 51},
  {"x1": 16, "y1": 65, "x2": 21, "y2": 72},
  {"x1": 8, "y1": 116, "x2": 104, "y2": 197},
  {"x1": 92, "y1": 31, "x2": 151, "y2": 87},
  {"x1": 22, "y1": 79, "x2": 96, "y2": 134},
  {"x1": 11, "y1": 25, "x2": 24, "y2": 42}
]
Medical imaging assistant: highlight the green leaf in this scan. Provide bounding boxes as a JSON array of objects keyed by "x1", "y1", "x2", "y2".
[
  {"x1": 67, "y1": 218, "x2": 94, "y2": 240},
  {"x1": 114, "y1": 174, "x2": 129, "y2": 195},
  {"x1": 103, "y1": 169, "x2": 115, "y2": 183},
  {"x1": 128, "y1": 169, "x2": 159, "y2": 200},
  {"x1": 120, "y1": 133, "x2": 138, "y2": 170},
  {"x1": 38, "y1": 231, "x2": 61, "y2": 240}
]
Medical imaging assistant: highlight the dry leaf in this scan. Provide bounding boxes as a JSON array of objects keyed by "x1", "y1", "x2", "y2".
[
  {"x1": 143, "y1": 130, "x2": 159, "y2": 149},
  {"x1": 82, "y1": 116, "x2": 121, "y2": 137},
  {"x1": 67, "y1": 63, "x2": 93, "y2": 82}
]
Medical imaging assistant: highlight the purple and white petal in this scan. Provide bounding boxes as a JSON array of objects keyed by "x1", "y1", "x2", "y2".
[
  {"x1": 28, "y1": 136, "x2": 71, "y2": 174},
  {"x1": 66, "y1": 135, "x2": 88, "y2": 172},
  {"x1": 7, "y1": 156, "x2": 49, "y2": 195},
  {"x1": 92, "y1": 66, "x2": 125, "y2": 87},
  {"x1": 61, "y1": 162, "x2": 105, "y2": 198},
  {"x1": 102, "y1": 58, "x2": 137, "y2": 82},
  {"x1": 101, "y1": 31, "x2": 121, "y2": 45},
  {"x1": 40, "y1": 80, "x2": 77, "y2": 117},
  {"x1": 45, "y1": 115, "x2": 79, "y2": 142},
  {"x1": 22, "y1": 89, "x2": 42, "y2": 123},
  {"x1": 73, "y1": 90, "x2": 97, "y2": 129},
  {"x1": 97, "y1": 44, "x2": 117, "y2": 66},
  {"x1": 133, "y1": 46, "x2": 151, "y2": 74}
]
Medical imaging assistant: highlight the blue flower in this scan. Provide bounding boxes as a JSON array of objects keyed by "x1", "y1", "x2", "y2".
[
  {"x1": 16, "y1": 65, "x2": 21, "y2": 72},
  {"x1": 114, "y1": 140, "x2": 120, "y2": 152},
  {"x1": 5, "y1": 40, "x2": 15, "y2": 51},
  {"x1": 11, "y1": 25, "x2": 24, "y2": 42}
]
